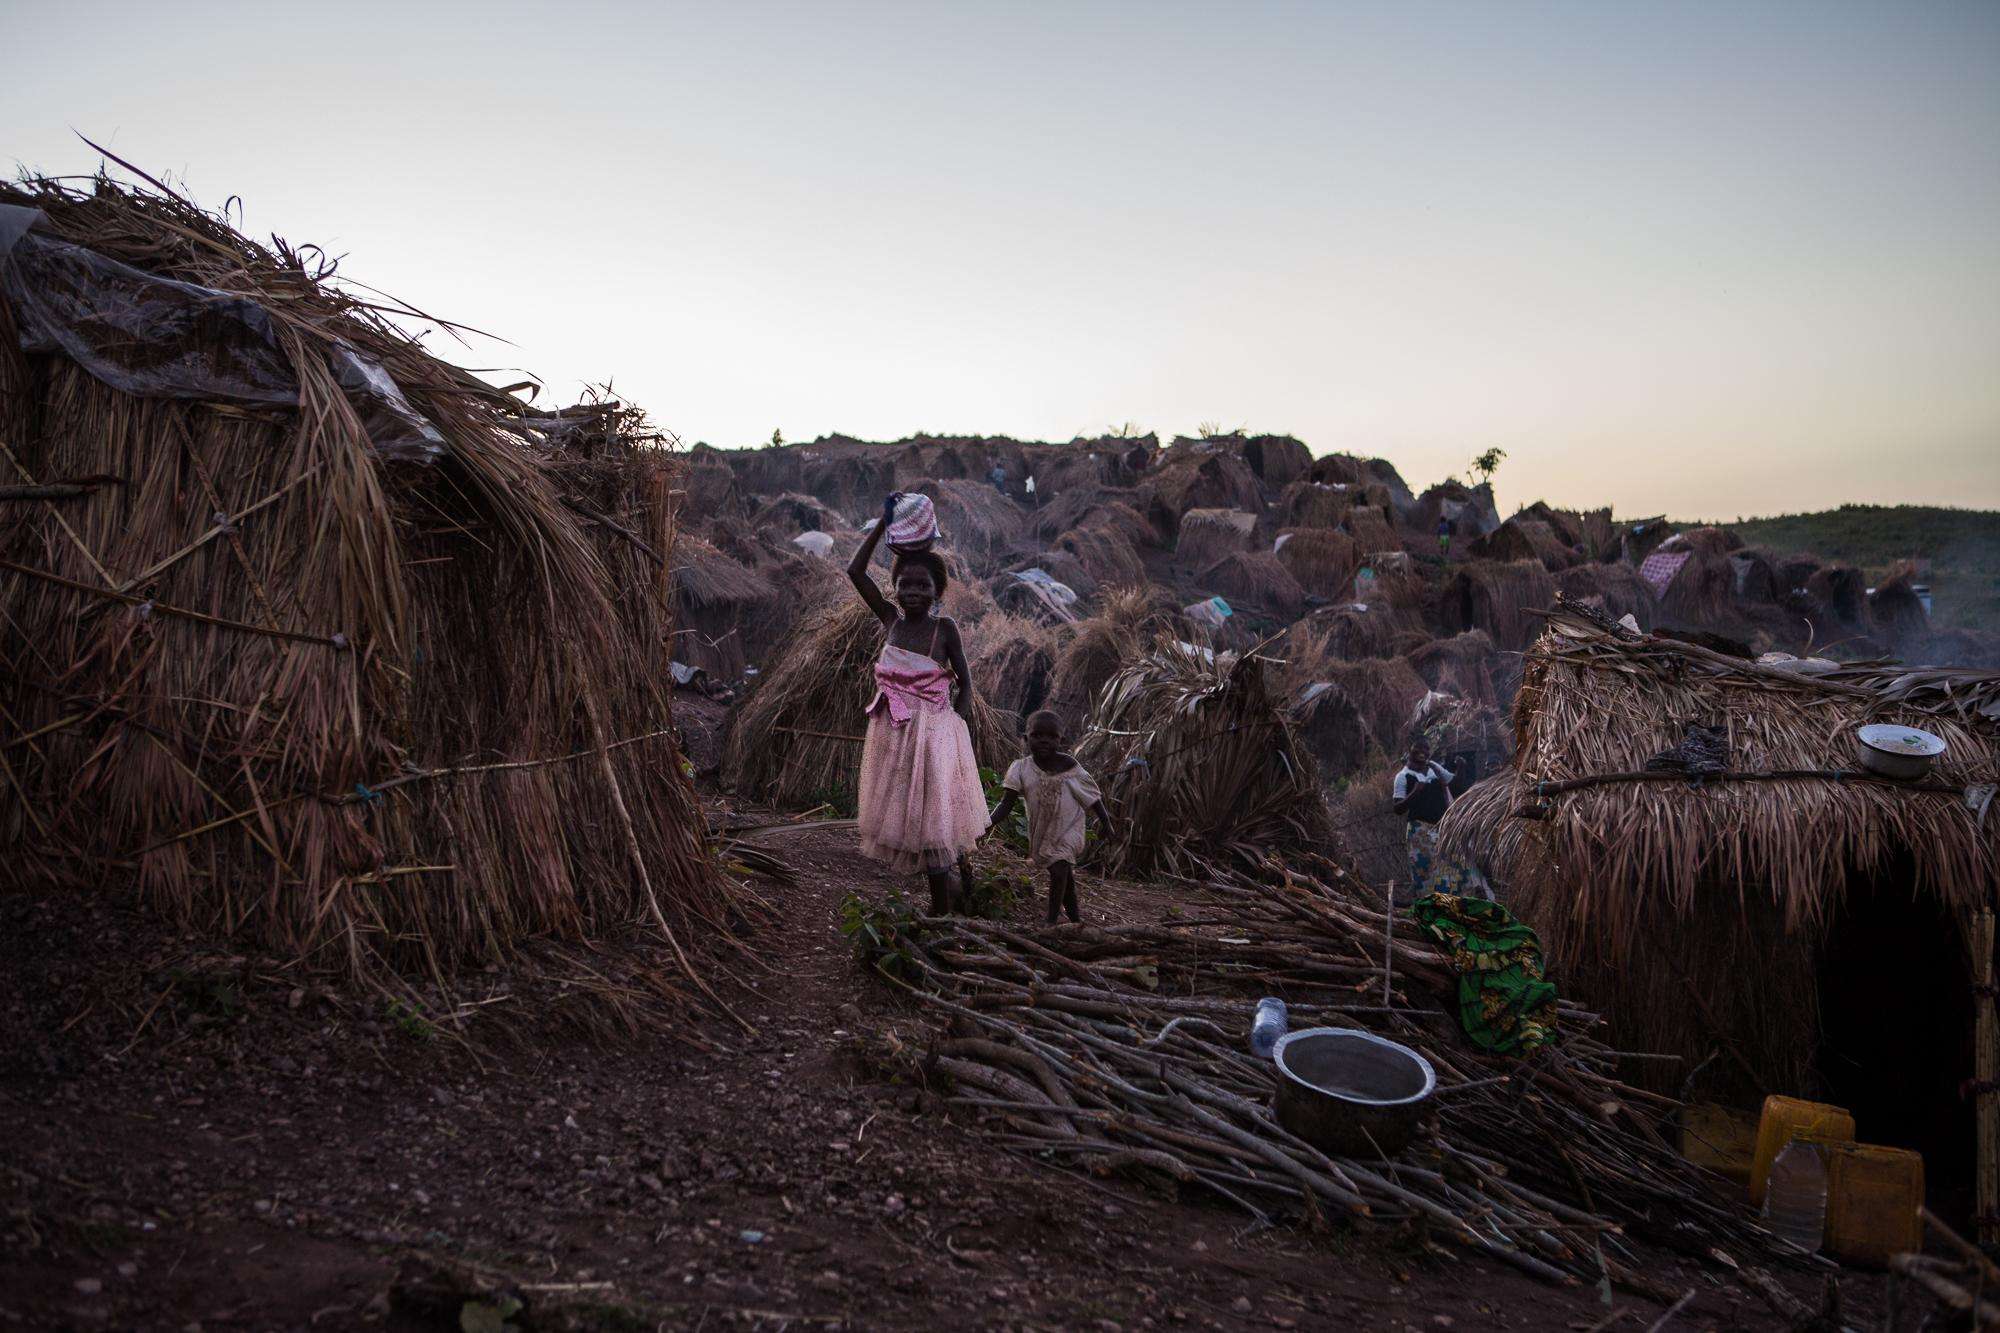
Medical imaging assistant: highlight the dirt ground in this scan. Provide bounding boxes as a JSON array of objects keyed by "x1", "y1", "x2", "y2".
[{"x1": 2, "y1": 811, "x2": 1888, "y2": 1332}]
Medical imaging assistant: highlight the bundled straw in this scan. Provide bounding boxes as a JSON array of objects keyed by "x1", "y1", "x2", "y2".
[
  {"x1": 725, "y1": 600, "x2": 1012, "y2": 810},
  {"x1": 967, "y1": 612, "x2": 1063, "y2": 723},
  {"x1": 1469, "y1": 518, "x2": 1577, "y2": 571},
  {"x1": 1277, "y1": 480, "x2": 1355, "y2": 530},
  {"x1": 1447, "y1": 559, "x2": 1558, "y2": 652},
  {"x1": 1053, "y1": 522, "x2": 1146, "y2": 592},
  {"x1": 1078, "y1": 638, "x2": 1334, "y2": 876},
  {"x1": 1044, "y1": 587, "x2": 1159, "y2": 726},
  {"x1": 0, "y1": 169, "x2": 731, "y2": 991}
]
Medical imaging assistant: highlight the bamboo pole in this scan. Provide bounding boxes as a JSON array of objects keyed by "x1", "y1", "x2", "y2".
[{"x1": 1973, "y1": 908, "x2": 1997, "y2": 1250}]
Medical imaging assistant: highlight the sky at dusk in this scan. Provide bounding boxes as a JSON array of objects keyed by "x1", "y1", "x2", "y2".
[{"x1": 4, "y1": 0, "x2": 1997, "y2": 518}]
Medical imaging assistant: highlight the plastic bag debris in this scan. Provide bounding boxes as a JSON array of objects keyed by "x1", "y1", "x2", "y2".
[
  {"x1": 792, "y1": 531, "x2": 836, "y2": 558},
  {"x1": 1012, "y1": 568, "x2": 1077, "y2": 607},
  {"x1": 0, "y1": 206, "x2": 446, "y2": 462},
  {"x1": 1183, "y1": 595, "x2": 1232, "y2": 628}
]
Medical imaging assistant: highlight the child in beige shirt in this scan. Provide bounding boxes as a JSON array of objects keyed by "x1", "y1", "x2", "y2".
[{"x1": 987, "y1": 711, "x2": 1115, "y2": 924}]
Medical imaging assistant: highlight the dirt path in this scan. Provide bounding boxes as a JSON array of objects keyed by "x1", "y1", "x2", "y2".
[{"x1": 2, "y1": 822, "x2": 1853, "y2": 1330}]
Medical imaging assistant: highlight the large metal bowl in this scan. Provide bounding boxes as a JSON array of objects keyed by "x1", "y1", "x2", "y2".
[
  {"x1": 1855, "y1": 724, "x2": 1946, "y2": 780},
  {"x1": 1273, "y1": 1028, "x2": 1436, "y2": 1157}
]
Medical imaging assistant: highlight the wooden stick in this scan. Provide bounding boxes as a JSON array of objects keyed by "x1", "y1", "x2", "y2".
[
  {"x1": 1970, "y1": 909, "x2": 1999, "y2": 1250},
  {"x1": 0, "y1": 437, "x2": 117, "y2": 587},
  {"x1": 0, "y1": 558, "x2": 343, "y2": 648},
  {"x1": 0, "y1": 482, "x2": 101, "y2": 500}
]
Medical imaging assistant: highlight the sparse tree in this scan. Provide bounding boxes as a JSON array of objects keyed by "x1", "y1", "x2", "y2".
[{"x1": 1471, "y1": 447, "x2": 1507, "y2": 486}]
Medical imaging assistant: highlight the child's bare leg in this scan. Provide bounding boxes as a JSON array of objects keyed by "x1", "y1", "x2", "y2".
[
  {"x1": 1047, "y1": 861, "x2": 1073, "y2": 924},
  {"x1": 1064, "y1": 870, "x2": 1081, "y2": 924},
  {"x1": 925, "y1": 869, "x2": 952, "y2": 916},
  {"x1": 955, "y1": 854, "x2": 976, "y2": 911}
]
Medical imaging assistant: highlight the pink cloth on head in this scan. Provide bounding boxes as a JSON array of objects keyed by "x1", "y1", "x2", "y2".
[
  {"x1": 856, "y1": 642, "x2": 989, "y2": 874},
  {"x1": 886, "y1": 493, "x2": 939, "y2": 549}
]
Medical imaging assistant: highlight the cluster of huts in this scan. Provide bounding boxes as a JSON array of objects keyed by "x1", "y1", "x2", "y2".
[{"x1": 5, "y1": 169, "x2": 1995, "y2": 1251}]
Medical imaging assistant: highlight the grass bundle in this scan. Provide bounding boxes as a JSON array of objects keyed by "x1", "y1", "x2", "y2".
[
  {"x1": 0, "y1": 170, "x2": 731, "y2": 992},
  {"x1": 1077, "y1": 638, "x2": 1334, "y2": 876},
  {"x1": 1867, "y1": 564, "x2": 1931, "y2": 652},
  {"x1": 1656, "y1": 550, "x2": 1738, "y2": 628},
  {"x1": 1438, "y1": 606, "x2": 2000, "y2": 1094},
  {"x1": 1447, "y1": 559, "x2": 1558, "y2": 652},
  {"x1": 1198, "y1": 551, "x2": 1306, "y2": 620},
  {"x1": 1806, "y1": 564, "x2": 1868, "y2": 626},
  {"x1": 1053, "y1": 521, "x2": 1146, "y2": 591},
  {"x1": 1275, "y1": 527, "x2": 1358, "y2": 600},
  {"x1": 725, "y1": 599, "x2": 1013, "y2": 810},
  {"x1": 1044, "y1": 587, "x2": 1159, "y2": 725},
  {"x1": 1302, "y1": 602, "x2": 1406, "y2": 660},
  {"x1": 1173, "y1": 507, "x2": 1257, "y2": 569}
]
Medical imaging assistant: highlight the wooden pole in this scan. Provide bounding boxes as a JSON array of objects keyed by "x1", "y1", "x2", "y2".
[{"x1": 1972, "y1": 907, "x2": 1997, "y2": 1250}]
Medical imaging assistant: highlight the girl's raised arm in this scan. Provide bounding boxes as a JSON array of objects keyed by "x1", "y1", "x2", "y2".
[{"x1": 848, "y1": 494, "x2": 898, "y2": 623}]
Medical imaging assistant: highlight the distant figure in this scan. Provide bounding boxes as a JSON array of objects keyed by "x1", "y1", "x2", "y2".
[
  {"x1": 848, "y1": 494, "x2": 988, "y2": 914},
  {"x1": 1437, "y1": 516, "x2": 1453, "y2": 559},
  {"x1": 989, "y1": 463, "x2": 1007, "y2": 495},
  {"x1": 987, "y1": 711, "x2": 1115, "y2": 924},
  {"x1": 1392, "y1": 737, "x2": 1491, "y2": 901}
]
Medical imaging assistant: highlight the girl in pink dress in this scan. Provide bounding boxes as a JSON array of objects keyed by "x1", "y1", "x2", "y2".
[{"x1": 848, "y1": 494, "x2": 989, "y2": 914}]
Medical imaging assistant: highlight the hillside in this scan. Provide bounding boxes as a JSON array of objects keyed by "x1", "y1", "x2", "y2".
[{"x1": 1692, "y1": 504, "x2": 2000, "y2": 631}]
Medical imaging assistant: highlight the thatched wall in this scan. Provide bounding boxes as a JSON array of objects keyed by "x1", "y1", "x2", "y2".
[
  {"x1": 1406, "y1": 629, "x2": 1500, "y2": 706},
  {"x1": 1556, "y1": 563, "x2": 1657, "y2": 630},
  {"x1": 1275, "y1": 527, "x2": 1358, "y2": 601},
  {"x1": 1143, "y1": 451, "x2": 1263, "y2": 540},
  {"x1": 1469, "y1": 517, "x2": 1576, "y2": 571},
  {"x1": 1446, "y1": 559, "x2": 1557, "y2": 652},
  {"x1": 671, "y1": 536, "x2": 777, "y2": 678},
  {"x1": 0, "y1": 175, "x2": 727, "y2": 983},
  {"x1": 1277, "y1": 480, "x2": 1355, "y2": 530},
  {"x1": 1238, "y1": 434, "x2": 1312, "y2": 488},
  {"x1": 1341, "y1": 506, "x2": 1400, "y2": 556},
  {"x1": 915, "y1": 478, "x2": 1024, "y2": 572},
  {"x1": 1439, "y1": 609, "x2": 2000, "y2": 1094},
  {"x1": 1053, "y1": 522, "x2": 1146, "y2": 591}
]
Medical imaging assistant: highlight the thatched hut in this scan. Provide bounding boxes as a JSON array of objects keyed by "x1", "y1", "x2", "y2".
[
  {"x1": 801, "y1": 449, "x2": 897, "y2": 523},
  {"x1": 750, "y1": 490, "x2": 853, "y2": 539},
  {"x1": 915, "y1": 478, "x2": 1023, "y2": 572},
  {"x1": 1469, "y1": 517, "x2": 1578, "y2": 571},
  {"x1": 725, "y1": 599, "x2": 1012, "y2": 811},
  {"x1": 1440, "y1": 608, "x2": 1999, "y2": 1195},
  {"x1": 1142, "y1": 450, "x2": 1263, "y2": 541},
  {"x1": 1277, "y1": 479, "x2": 1356, "y2": 530},
  {"x1": 1274, "y1": 527, "x2": 1358, "y2": 601},
  {"x1": 0, "y1": 172, "x2": 728, "y2": 984},
  {"x1": 1029, "y1": 484, "x2": 1155, "y2": 549},
  {"x1": 1446, "y1": 559, "x2": 1558, "y2": 652},
  {"x1": 1041, "y1": 587, "x2": 1167, "y2": 726},
  {"x1": 671, "y1": 536, "x2": 777, "y2": 679},
  {"x1": 968, "y1": 612, "x2": 1063, "y2": 725},
  {"x1": 1340, "y1": 506, "x2": 1400, "y2": 556},
  {"x1": 1173, "y1": 507, "x2": 1258, "y2": 569},
  {"x1": 1556, "y1": 562, "x2": 1657, "y2": 630},
  {"x1": 1406, "y1": 629, "x2": 1501, "y2": 706},
  {"x1": 1519, "y1": 501, "x2": 1614, "y2": 560},
  {"x1": 1238, "y1": 433, "x2": 1313, "y2": 489},
  {"x1": 1807, "y1": 564, "x2": 1869, "y2": 626},
  {"x1": 1868, "y1": 566, "x2": 1932, "y2": 654},
  {"x1": 1078, "y1": 638, "x2": 1335, "y2": 876},
  {"x1": 1199, "y1": 551, "x2": 1306, "y2": 620},
  {"x1": 681, "y1": 456, "x2": 744, "y2": 521},
  {"x1": 1053, "y1": 521, "x2": 1146, "y2": 592},
  {"x1": 1411, "y1": 480, "x2": 1499, "y2": 539}
]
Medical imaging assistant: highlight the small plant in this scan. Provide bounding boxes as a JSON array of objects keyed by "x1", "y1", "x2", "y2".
[
  {"x1": 385, "y1": 997, "x2": 436, "y2": 1042},
  {"x1": 839, "y1": 891, "x2": 923, "y2": 985},
  {"x1": 1106, "y1": 421, "x2": 1146, "y2": 439},
  {"x1": 978, "y1": 767, "x2": 1030, "y2": 852},
  {"x1": 169, "y1": 966, "x2": 244, "y2": 1021},
  {"x1": 959, "y1": 868, "x2": 1025, "y2": 921},
  {"x1": 1196, "y1": 420, "x2": 1248, "y2": 439},
  {"x1": 770, "y1": 428, "x2": 784, "y2": 447},
  {"x1": 1470, "y1": 447, "x2": 1507, "y2": 487}
]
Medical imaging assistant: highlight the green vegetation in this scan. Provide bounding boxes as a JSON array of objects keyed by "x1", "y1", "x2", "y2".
[{"x1": 1692, "y1": 504, "x2": 2000, "y2": 631}]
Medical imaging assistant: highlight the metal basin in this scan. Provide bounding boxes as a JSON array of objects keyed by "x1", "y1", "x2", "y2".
[
  {"x1": 1855, "y1": 724, "x2": 1946, "y2": 780},
  {"x1": 1273, "y1": 1028, "x2": 1436, "y2": 1157}
]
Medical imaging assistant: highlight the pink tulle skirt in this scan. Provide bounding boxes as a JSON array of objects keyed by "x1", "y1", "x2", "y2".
[{"x1": 856, "y1": 702, "x2": 989, "y2": 874}]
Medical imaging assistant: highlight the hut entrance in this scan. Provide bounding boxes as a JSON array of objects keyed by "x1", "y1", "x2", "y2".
[{"x1": 1815, "y1": 871, "x2": 1977, "y2": 1224}]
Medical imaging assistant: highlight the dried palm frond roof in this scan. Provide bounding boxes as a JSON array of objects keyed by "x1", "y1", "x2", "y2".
[
  {"x1": 0, "y1": 167, "x2": 732, "y2": 999},
  {"x1": 672, "y1": 536, "x2": 776, "y2": 609},
  {"x1": 1078, "y1": 636, "x2": 1335, "y2": 876},
  {"x1": 1442, "y1": 606, "x2": 2000, "y2": 944}
]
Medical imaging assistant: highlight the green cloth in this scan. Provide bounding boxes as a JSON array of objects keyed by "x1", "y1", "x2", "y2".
[{"x1": 1410, "y1": 893, "x2": 1558, "y2": 1054}]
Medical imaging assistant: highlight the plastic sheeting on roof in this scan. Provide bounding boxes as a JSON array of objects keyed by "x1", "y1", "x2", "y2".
[{"x1": 0, "y1": 203, "x2": 447, "y2": 463}]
